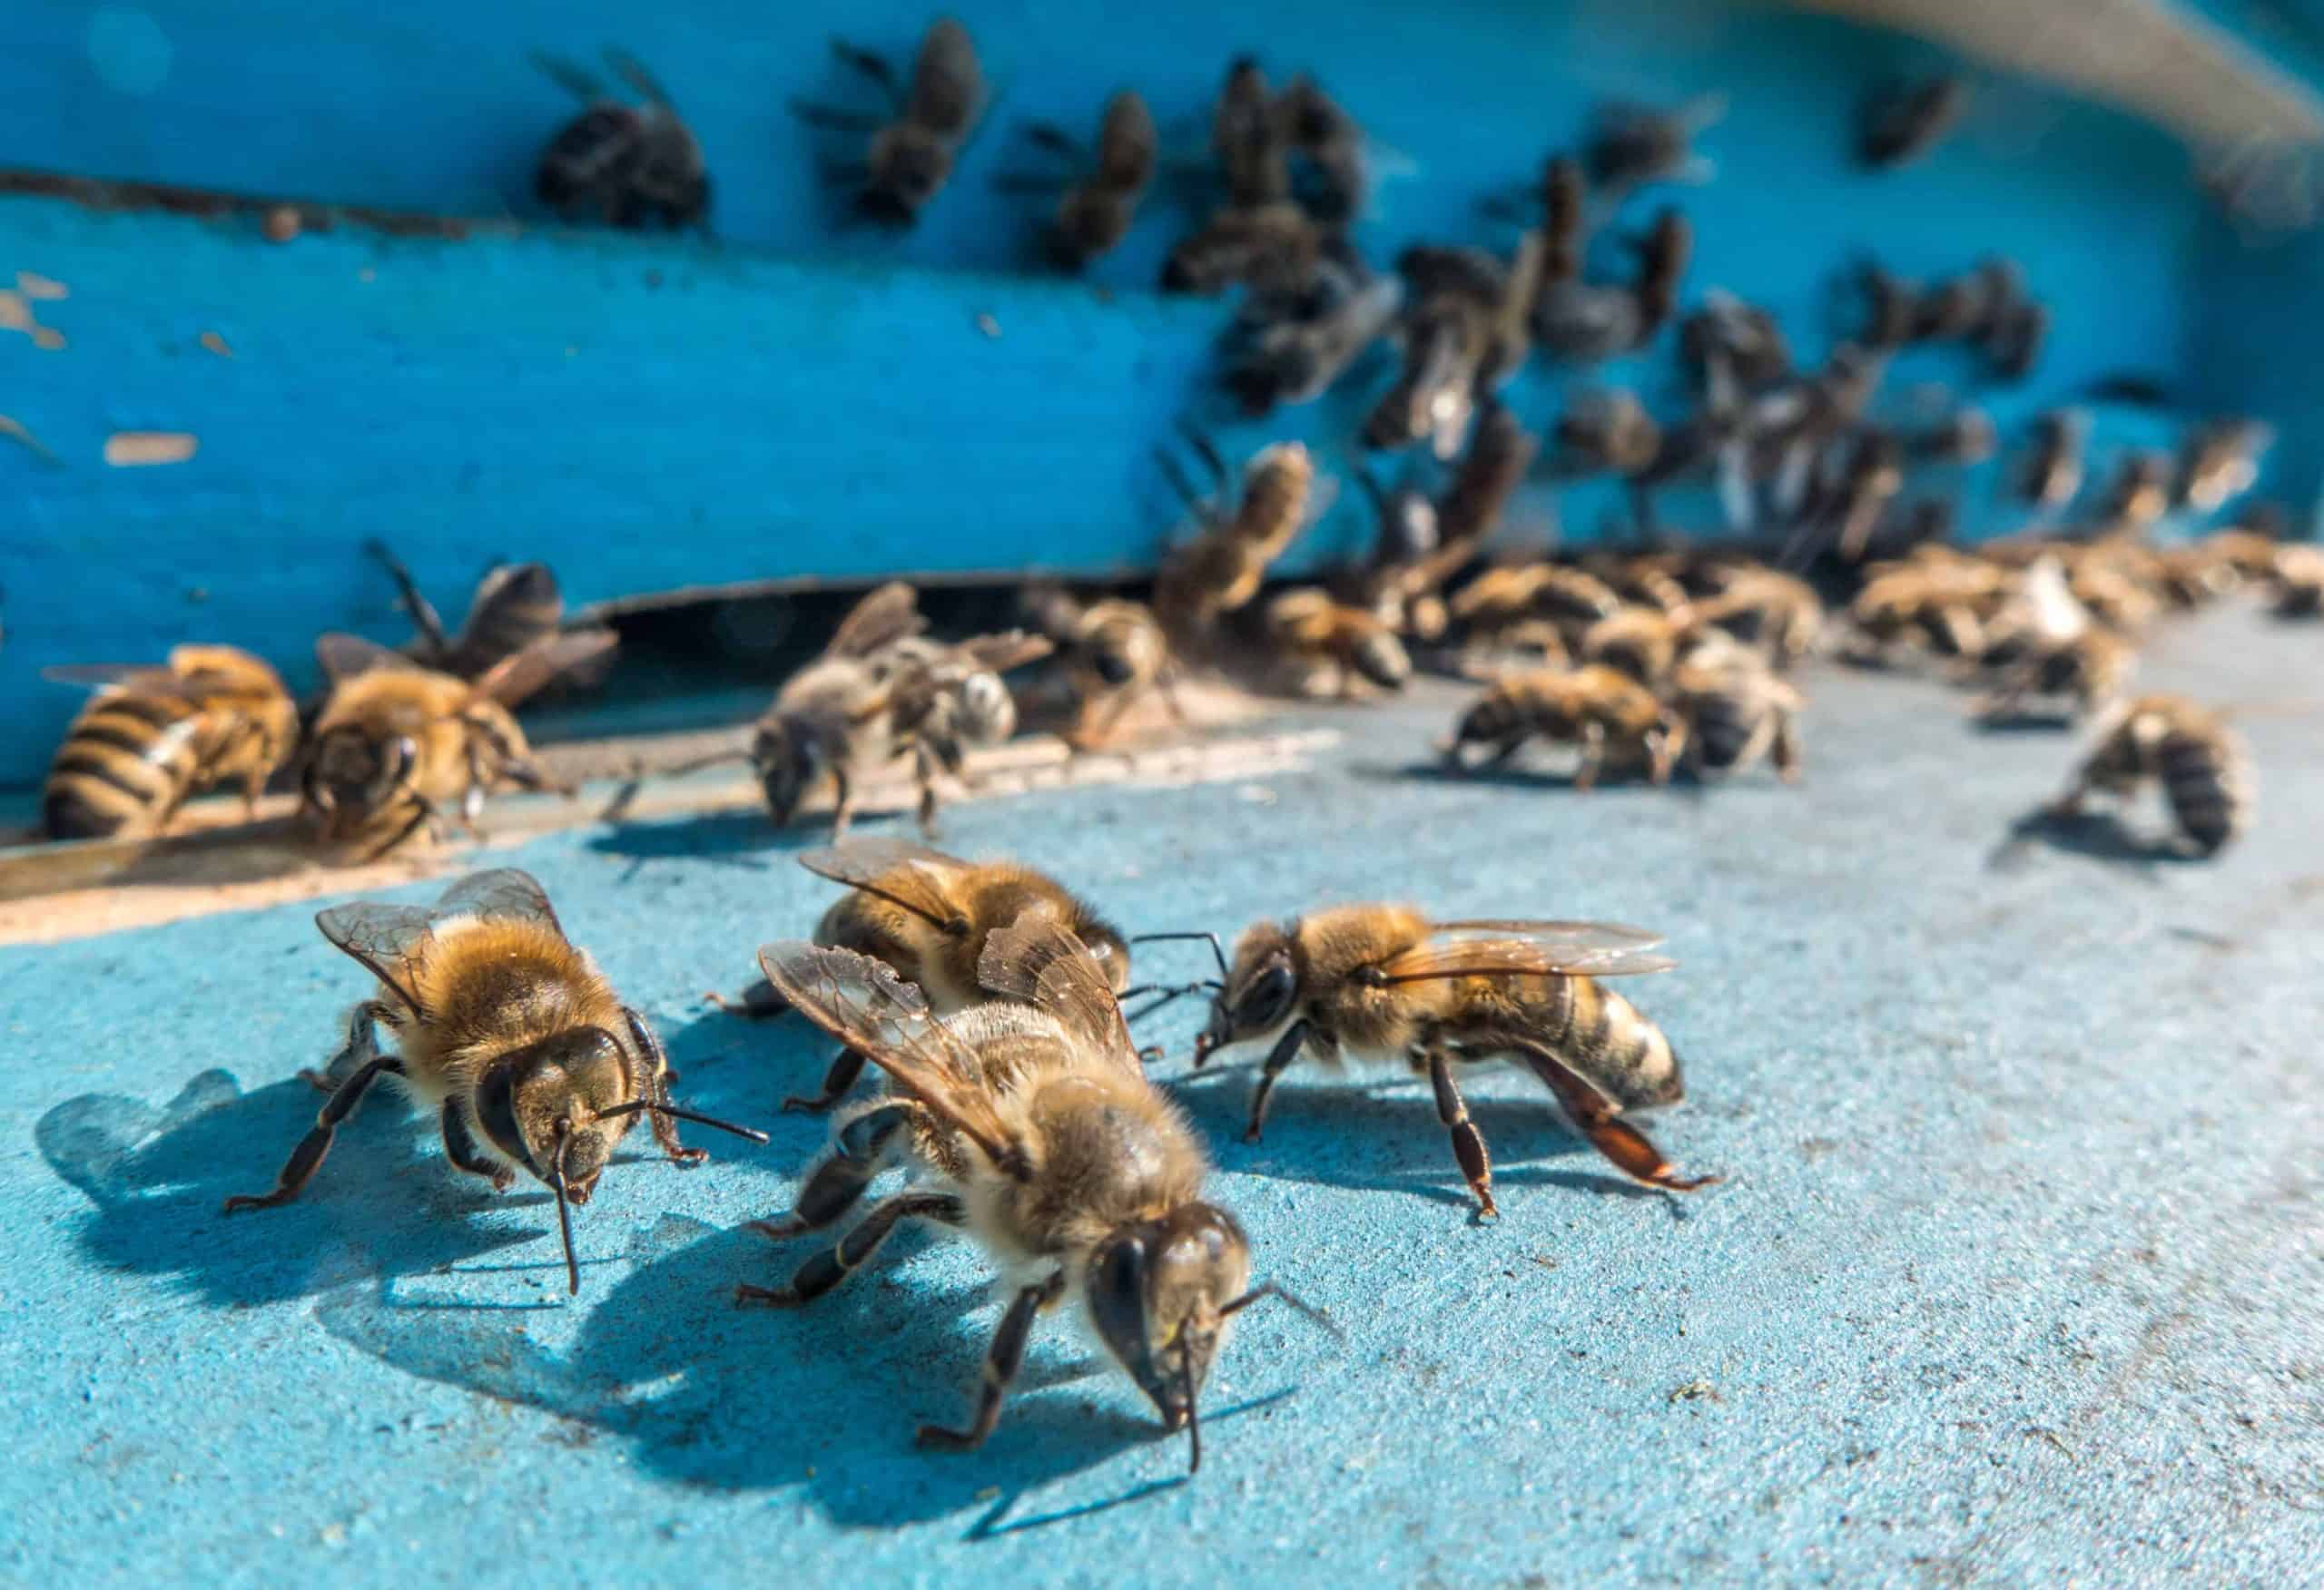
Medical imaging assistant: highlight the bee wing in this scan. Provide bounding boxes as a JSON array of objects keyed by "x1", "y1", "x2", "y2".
[
  {"x1": 796, "y1": 839, "x2": 970, "y2": 930},
  {"x1": 1378, "y1": 920, "x2": 1676, "y2": 983},
  {"x1": 954, "y1": 631, "x2": 1054, "y2": 674},
  {"x1": 976, "y1": 910, "x2": 1141, "y2": 1077},
  {"x1": 470, "y1": 629, "x2": 619, "y2": 708},
  {"x1": 315, "y1": 633, "x2": 423, "y2": 683},
  {"x1": 824, "y1": 582, "x2": 927, "y2": 660},
  {"x1": 434, "y1": 868, "x2": 565, "y2": 936},
  {"x1": 755, "y1": 940, "x2": 1028, "y2": 1176},
  {"x1": 314, "y1": 901, "x2": 445, "y2": 1018},
  {"x1": 42, "y1": 663, "x2": 190, "y2": 697},
  {"x1": 455, "y1": 562, "x2": 561, "y2": 647}
]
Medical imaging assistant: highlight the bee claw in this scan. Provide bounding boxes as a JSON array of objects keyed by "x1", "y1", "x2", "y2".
[{"x1": 746, "y1": 1217, "x2": 805, "y2": 1242}]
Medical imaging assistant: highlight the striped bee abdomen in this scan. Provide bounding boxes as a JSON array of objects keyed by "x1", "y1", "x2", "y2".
[
  {"x1": 43, "y1": 695, "x2": 209, "y2": 839},
  {"x1": 2161, "y1": 728, "x2": 2247, "y2": 855},
  {"x1": 1545, "y1": 977, "x2": 1685, "y2": 1110}
]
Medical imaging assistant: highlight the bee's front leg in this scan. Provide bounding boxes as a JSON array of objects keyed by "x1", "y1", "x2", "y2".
[
  {"x1": 440, "y1": 1101, "x2": 516, "y2": 1192},
  {"x1": 916, "y1": 1271, "x2": 1066, "y2": 1451}
]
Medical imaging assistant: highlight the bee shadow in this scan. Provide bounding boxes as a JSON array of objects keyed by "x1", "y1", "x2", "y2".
[
  {"x1": 314, "y1": 1212, "x2": 1187, "y2": 1524},
  {"x1": 1968, "y1": 709, "x2": 2078, "y2": 735},
  {"x1": 586, "y1": 803, "x2": 929, "y2": 870},
  {"x1": 1986, "y1": 809, "x2": 2204, "y2": 874},
  {"x1": 34, "y1": 1069, "x2": 560, "y2": 1309}
]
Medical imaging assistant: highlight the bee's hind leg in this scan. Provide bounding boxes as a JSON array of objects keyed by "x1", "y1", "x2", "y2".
[
  {"x1": 224, "y1": 1009, "x2": 405, "y2": 1213},
  {"x1": 1515, "y1": 1043, "x2": 1718, "y2": 1195},
  {"x1": 743, "y1": 1101, "x2": 921, "y2": 1245},
  {"x1": 1428, "y1": 1051, "x2": 1498, "y2": 1220},
  {"x1": 783, "y1": 1047, "x2": 868, "y2": 1114},
  {"x1": 736, "y1": 1190, "x2": 965, "y2": 1308}
]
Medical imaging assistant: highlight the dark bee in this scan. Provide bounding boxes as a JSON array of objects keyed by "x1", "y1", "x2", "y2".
[
  {"x1": 2049, "y1": 696, "x2": 2251, "y2": 856},
  {"x1": 2175, "y1": 417, "x2": 2272, "y2": 514},
  {"x1": 1358, "y1": 402, "x2": 1535, "y2": 639},
  {"x1": 533, "y1": 49, "x2": 708, "y2": 230},
  {"x1": 365, "y1": 541, "x2": 606, "y2": 684},
  {"x1": 1220, "y1": 250, "x2": 1401, "y2": 415},
  {"x1": 1629, "y1": 208, "x2": 1692, "y2": 340},
  {"x1": 1277, "y1": 74, "x2": 1367, "y2": 225},
  {"x1": 1366, "y1": 246, "x2": 1531, "y2": 456},
  {"x1": 1213, "y1": 56, "x2": 1291, "y2": 208},
  {"x1": 1162, "y1": 201, "x2": 1326, "y2": 296},
  {"x1": 1000, "y1": 92, "x2": 1157, "y2": 270},
  {"x1": 793, "y1": 18, "x2": 986, "y2": 225},
  {"x1": 1902, "y1": 407, "x2": 1997, "y2": 467},
  {"x1": 1532, "y1": 204, "x2": 1687, "y2": 364},
  {"x1": 2015, "y1": 410, "x2": 2088, "y2": 511},
  {"x1": 2093, "y1": 451, "x2": 2174, "y2": 531},
  {"x1": 1860, "y1": 76, "x2": 1969, "y2": 169},
  {"x1": 1582, "y1": 93, "x2": 1724, "y2": 194}
]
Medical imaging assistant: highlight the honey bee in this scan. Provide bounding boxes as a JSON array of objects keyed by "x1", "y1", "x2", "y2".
[
  {"x1": 1855, "y1": 261, "x2": 1920, "y2": 351},
  {"x1": 1022, "y1": 586, "x2": 1181, "y2": 749},
  {"x1": 1682, "y1": 290, "x2": 1791, "y2": 388},
  {"x1": 1973, "y1": 626, "x2": 2136, "y2": 721},
  {"x1": 1629, "y1": 207, "x2": 1693, "y2": 342},
  {"x1": 2270, "y1": 543, "x2": 2324, "y2": 618},
  {"x1": 1843, "y1": 560, "x2": 2005, "y2": 665},
  {"x1": 222, "y1": 869, "x2": 767, "y2": 1292},
  {"x1": 793, "y1": 18, "x2": 985, "y2": 224},
  {"x1": 1152, "y1": 437, "x2": 1319, "y2": 643},
  {"x1": 1221, "y1": 252, "x2": 1402, "y2": 416},
  {"x1": 2175, "y1": 417, "x2": 2271, "y2": 514},
  {"x1": 1582, "y1": 552, "x2": 1693, "y2": 618},
  {"x1": 1859, "y1": 75, "x2": 1969, "y2": 169},
  {"x1": 1443, "y1": 566, "x2": 1574, "y2": 666},
  {"x1": 1364, "y1": 245, "x2": 1532, "y2": 456},
  {"x1": 748, "y1": 584, "x2": 1051, "y2": 836},
  {"x1": 1263, "y1": 588, "x2": 1413, "y2": 697},
  {"x1": 301, "y1": 632, "x2": 611, "y2": 859},
  {"x1": 732, "y1": 839, "x2": 1135, "y2": 1113},
  {"x1": 1360, "y1": 405, "x2": 1534, "y2": 636},
  {"x1": 746, "y1": 914, "x2": 1328, "y2": 1466},
  {"x1": 1694, "y1": 567, "x2": 1823, "y2": 670},
  {"x1": 2014, "y1": 410, "x2": 2087, "y2": 511},
  {"x1": 1001, "y1": 92, "x2": 1157, "y2": 270},
  {"x1": 42, "y1": 645, "x2": 300, "y2": 841},
  {"x1": 1983, "y1": 298, "x2": 2049, "y2": 380},
  {"x1": 1187, "y1": 908, "x2": 1714, "y2": 1217},
  {"x1": 1277, "y1": 74, "x2": 1369, "y2": 225},
  {"x1": 2154, "y1": 542, "x2": 2246, "y2": 609},
  {"x1": 1903, "y1": 407, "x2": 1997, "y2": 467},
  {"x1": 1442, "y1": 665, "x2": 1686, "y2": 789},
  {"x1": 1161, "y1": 201, "x2": 1327, "y2": 296},
  {"x1": 532, "y1": 49, "x2": 709, "y2": 230},
  {"x1": 2093, "y1": 451, "x2": 2174, "y2": 531},
  {"x1": 2047, "y1": 695, "x2": 2250, "y2": 855},
  {"x1": 366, "y1": 541, "x2": 605, "y2": 683},
  {"x1": 1669, "y1": 636, "x2": 1804, "y2": 781},
  {"x1": 1578, "y1": 604, "x2": 1695, "y2": 689},
  {"x1": 1212, "y1": 55, "x2": 1290, "y2": 208},
  {"x1": 1582, "y1": 93, "x2": 1724, "y2": 194},
  {"x1": 1451, "y1": 563, "x2": 1621, "y2": 653},
  {"x1": 1533, "y1": 213, "x2": 1684, "y2": 365}
]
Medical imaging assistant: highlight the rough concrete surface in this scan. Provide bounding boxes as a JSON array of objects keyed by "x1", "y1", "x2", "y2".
[{"x1": 3, "y1": 605, "x2": 2319, "y2": 1586}]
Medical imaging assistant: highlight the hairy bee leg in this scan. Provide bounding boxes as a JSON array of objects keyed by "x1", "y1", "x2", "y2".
[
  {"x1": 623, "y1": 1006, "x2": 707, "y2": 1166},
  {"x1": 297, "y1": 1000, "x2": 395, "y2": 1091},
  {"x1": 828, "y1": 763, "x2": 857, "y2": 839},
  {"x1": 1515, "y1": 1045, "x2": 1719, "y2": 1194},
  {"x1": 440, "y1": 1101, "x2": 515, "y2": 1190},
  {"x1": 749, "y1": 1101, "x2": 918, "y2": 1240},
  {"x1": 735, "y1": 1191, "x2": 966, "y2": 1307},
  {"x1": 916, "y1": 1271, "x2": 1068, "y2": 1452},
  {"x1": 913, "y1": 742, "x2": 945, "y2": 835},
  {"x1": 1241, "y1": 1018, "x2": 1311, "y2": 1144},
  {"x1": 222, "y1": 1052, "x2": 406, "y2": 1212},
  {"x1": 1429, "y1": 1051, "x2": 1498, "y2": 1219},
  {"x1": 783, "y1": 1047, "x2": 868, "y2": 1114}
]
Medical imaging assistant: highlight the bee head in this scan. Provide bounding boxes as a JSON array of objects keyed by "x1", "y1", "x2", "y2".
[
  {"x1": 303, "y1": 725, "x2": 419, "y2": 837},
  {"x1": 1085, "y1": 1203, "x2": 1251, "y2": 1463},
  {"x1": 752, "y1": 719, "x2": 821, "y2": 826},
  {"x1": 862, "y1": 126, "x2": 953, "y2": 222},
  {"x1": 1195, "y1": 923, "x2": 1301, "y2": 1065},
  {"x1": 954, "y1": 670, "x2": 1016, "y2": 745},
  {"x1": 477, "y1": 1026, "x2": 633, "y2": 1199}
]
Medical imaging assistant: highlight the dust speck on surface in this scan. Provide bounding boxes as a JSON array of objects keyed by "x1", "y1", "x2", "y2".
[
  {"x1": 1668, "y1": 1379, "x2": 1722, "y2": 1406},
  {"x1": 975, "y1": 312, "x2": 1000, "y2": 339},
  {"x1": 199, "y1": 331, "x2": 233, "y2": 358}
]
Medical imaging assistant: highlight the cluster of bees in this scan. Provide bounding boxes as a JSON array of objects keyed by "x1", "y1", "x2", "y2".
[{"x1": 226, "y1": 837, "x2": 1713, "y2": 1467}]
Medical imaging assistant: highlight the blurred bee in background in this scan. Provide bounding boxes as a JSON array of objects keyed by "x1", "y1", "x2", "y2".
[
  {"x1": 1220, "y1": 249, "x2": 1402, "y2": 416},
  {"x1": 1163, "y1": 201, "x2": 1326, "y2": 295},
  {"x1": 793, "y1": 17, "x2": 987, "y2": 224},
  {"x1": 1277, "y1": 74, "x2": 1369, "y2": 225},
  {"x1": 1854, "y1": 261, "x2": 1920, "y2": 352},
  {"x1": 1358, "y1": 404, "x2": 1535, "y2": 640},
  {"x1": 366, "y1": 541, "x2": 613, "y2": 684},
  {"x1": 1972, "y1": 614, "x2": 2137, "y2": 723},
  {"x1": 2270, "y1": 543, "x2": 2324, "y2": 618},
  {"x1": 996, "y1": 91, "x2": 1157, "y2": 270},
  {"x1": 2174, "y1": 417, "x2": 2272, "y2": 515},
  {"x1": 1021, "y1": 585, "x2": 1182, "y2": 749},
  {"x1": 1694, "y1": 567, "x2": 1823, "y2": 671},
  {"x1": 1262, "y1": 589, "x2": 1413, "y2": 697},
  {"x1": 301, "y1": 632, "x2": 613, "y2": 859},
  {"x1": 723, "y1": 839, "x2": 1136, "y2": 1113},
  {"x1": 2014, "y1": 410, "x2": 2088, "y2": 512},
  {"x1": 43, "y1": 646, "x2": 300, "y2": 841},
  {"x1": 883, "y1": 629, "x2": 1058, "y2": 829},
  {"x1": 1807, "y1": 428, "x2": 1905, "y2": 564},
  {"x1": 1581, "y1": 551, "x2": 1693, "y2": 618},
  {"x1": 533, "y1": 48, "x2": 709, "y2": 230},
  {"x1": 223, "y1": 869, "x2": 765, "y2": 1294},
  {"x1": 1578, "y1": 604, "x2": 1697, "y2": 690},
  {"x1": 1843, "y1": 555, "x2": 2005, "y2": 666},
  {"x1": 1533, "y1": 194, "x2": 1691, "y2": 364},
  {"x1": 1858, "y1": 75, "x2": 1969, "y2": 169},
  {"x1": 2046, "y1": 695, "x2": 2250, "y2": 855},
  {"x1": 1683, "y1": 290, "x2": 1792, "y2": 390},
  {"x1": 1153, "y1": 436, "x2": 1320, "y2": 643},
  {"x1": 1981, "y1": 297, "x2": 2050, "y2": 381},
  {"x1": 1364, "y1": 242, "x2": 1539, "y2": 456},
  {"x1": 1582, "y1": 93, "x2": 1724, "y2": 196},
  {"x1": 1212, "y1": 55, "x2": 1291, "y2": 208},
  {"x1": 1669, "y1": 634, "x2": 1805, "y2": 782},
  {"x1": 2091, "y1": 451, "x2": 2174, "y2": 533},
  {"x1": 1901, "y1": 406, "x2": 1997, "y2": 468},
  {"x1": 1188, "y1": 908, "x2": 1713, "y2": 1218},
  {"x1": 1449, "y1": 562, "x2": 1620, "y2": 662},
  {"x1": 1442, "y1": 665, "x2": 1686, "y2": 789},
  {"x1": 748, "y1": 917, "x2": 1330, "y2": 1467}
]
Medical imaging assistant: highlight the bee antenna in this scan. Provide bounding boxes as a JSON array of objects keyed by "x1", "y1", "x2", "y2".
[
  {"x1": 594, "y1": 1099, "x2": 771, "y2": 1144},
  {"x1": 1128, "y1": 930, "x2": 1229, "y2": 979},
  {"x1": 550, "y1": 1126, "x2": 581, "y2": 1297},
  {"x1": 1221, "y1": 1281, "x2": 1342, "y2": 1343}
]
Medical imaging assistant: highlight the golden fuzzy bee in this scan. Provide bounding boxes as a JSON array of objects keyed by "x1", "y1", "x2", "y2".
[
  {"x1": 721, "y1": 839, "x2": 1135, "y2": 1113},
  {"x1": 1187, "y1": 908, "x2": 1716, "y2": 1218},
  {"x1": 1578, "y1": 604, "x2": 1697, "y2": 689},
  {"x1": 1443, "y1": 665, "x2": 1685, "y2": 789},
  {"x1": 1845, "y1": 560, "x2": 2005, "y2": 664},
  {"x1": 1152, "y1": 439, "x2": 1318, "y2": 643},
  {"x1": 745, "y1": 583, "x2": 1049, "y2": 835},
  {"x1": 301, "y1": 632, "x2": 611, "y2": 859},
  {"x1": 1021, "y1": 586, "x2": 1181, "y2": 750},
  {"x1": 1450, "y1": 563, "x2": 1622, "y2": 653},
  {"x1": 1263, "y1": 588, "x2": 1413, "y2": 697},
  {"x1": 1695, "y1": 568, "x2": 1823, "y2": 670},
  {"x1": 1584, "y1": 552, "x2": 1693, "y2": 618},
  {"x1": 745, "y1": 914, "x2": 1325, "y2": 1467},
  {"x1": 42, "y1": 644, "x2": 300, "y2": 840},
  {"x1": 222, "y1": 869, "x2": 765, "y2": 1292},
  {"x1": 2048, "y1": 695, "x2": 2250, "y2": 855},
  {"x1": 793, "y1": 17, "x2": 986, "y2": 224},
  {"x1": 1669, "y1": 636, "x2": 1805, "y2": 781}
]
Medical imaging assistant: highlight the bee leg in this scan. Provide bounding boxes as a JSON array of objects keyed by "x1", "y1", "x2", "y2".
[
  {"x1": 1515, "y1": 1044, "x2": 1719, "y2": 1195},
  {"x1": 359, "y1": 795, "x2": 438, "y2": 863},
  {"x1": 1068, "y1": 690, "x2": 1131, "y2": 751},
  {"x1": 706, "y1": 978, "x2": 790, "y2": 1019},
  {"x1": 621, "y1": 1006, "x2": 706, "y2": 1166},
  {"x1": 746, "y1": 1101, "x2": 918, "y2": 1242},
  {"x1": 1572, "y1": 722, "x2": 1607, "y2": 791},
  {"x1": 828, "y1": 763, "x2": 857, "y2": 839},
  {"x1": 783, "y1": 1047, "x2": 868, "y2": 1114},
  {"x1": 440, "y1": 1100, "x2": 515, "y2": 1192},
  {"x1": 1649, "y1": 713, "x2": 1687, "y2": 785},
  {"x1": 1428, "y1": 1051, "x2": 1498, "y2": 1220},
  {"x1": 913, "y1": 742, "x2": 945, "y2": 835},
  {"x1": 1241, "y1": 1019, "x2": 1312, "y2": 1144},
  {"x1": 297, "y1": 999, "x2": 395, "y2": 1091},
  {"x1": 735, "y1": 1191, "x2": 965, "y2": 1308},
  {"x1": 789, "y1": 101, "x2": 884, "y2": 135},
  {"x1": 222, "y1": 1048, "x2": 405, "y2": 1212},
  {"x1": 364, "y1": 538, "x2": 452, "y2": 657},
  {"x1": 916, "y1": 1271, "x2": 1068, "y2": 1451}
]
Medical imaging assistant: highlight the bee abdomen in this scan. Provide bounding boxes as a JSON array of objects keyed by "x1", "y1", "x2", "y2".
[
  {"x1": 1558, "y1": 977, "x2": 1683, "y2": 1109},
  {"x1": 43, "y1": 700, "x2": 204, "y2": 839},
  {"x1": 1688, "y1": 692, "x2": 1758, "y2": 770},
  {"x1": 2161, "y1": 731, "x2": 2247, "y2": 854}
]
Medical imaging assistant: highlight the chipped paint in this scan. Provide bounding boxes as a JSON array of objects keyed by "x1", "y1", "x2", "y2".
[
  {"x1": 198, "y1": 330, "x2": 232, "y2": 357},
  {"x1": 15, "y1": 271, "x2": 66, "y2": 299},
  {"x1": 0, "y1": 415, "x2": 61, "y2": 465},
  {"x1": 102, "y1": 431, "x2": 199, "y2": 466}
]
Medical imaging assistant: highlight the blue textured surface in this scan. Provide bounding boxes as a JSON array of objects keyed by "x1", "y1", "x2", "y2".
[
  {"x1": 0, "y1": 0, "x2": 2242, "y2": 784},
  {"x1": 6, "y1": 606, "x2": 2321, "y2": 1584}
]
